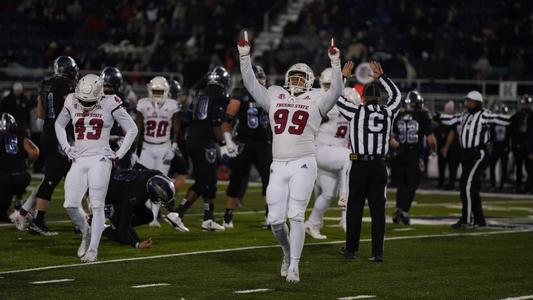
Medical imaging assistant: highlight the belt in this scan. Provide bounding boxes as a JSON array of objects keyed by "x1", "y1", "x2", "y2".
[
  {"x1": 349, "y1": 154, "x2": 385, "y2": 161},
  {"x1": 143, "y1": 139, "x2": 168, "y2": 145}
]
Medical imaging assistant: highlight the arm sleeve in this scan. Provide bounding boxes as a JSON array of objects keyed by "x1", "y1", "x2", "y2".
[
  {"x1": 381, "y1": 76, "x2": 402, "y2": 114},
  {"x1": 240, "y1": 55, "x2": 270, "y2": 111},
  {"x1": 54, "y1": 106, "x2": 72, "y2": 151},
  {"x1": 113, "y1": 107, "x2": 138, "y2": 159},
  {"x1": 482, "y1": 111, "x2": 511, "y2": 126},
  {"x1": 318, "y1": 59, "x2": 343, "y2": 116},
  {"x1": 336, "y1": 97, "x2": 359, "y2": 121},
  {"x1": 439, "y1": 113, "x2": 462, "y2": 126}
]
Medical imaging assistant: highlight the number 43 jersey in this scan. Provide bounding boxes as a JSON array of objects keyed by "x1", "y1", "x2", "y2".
[
  {"x1": 136, "y1": 98, "x2": 179, "y2": 144},
  {"x1": 393, "y1": 109, "x2": 433, "y2": 154}
]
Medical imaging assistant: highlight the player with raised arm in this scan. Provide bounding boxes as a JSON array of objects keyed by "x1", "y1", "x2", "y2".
[
  {"x1": 55, "y1": 74, "x2": 138, "y2": 263},
  {"x1": 238, "y1": 31, "x2": 343, "y2": 282}
]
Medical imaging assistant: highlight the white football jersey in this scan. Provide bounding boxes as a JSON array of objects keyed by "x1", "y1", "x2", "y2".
[
  {"x1": 315, "y1": 103, "x2": 350, "y2": 148},
  {"x1": 136, "y1": 98, "x2": 179, "y2": 144},
  {"x1": 62, "y1": 94, "x2": 121, "y2": 157}
]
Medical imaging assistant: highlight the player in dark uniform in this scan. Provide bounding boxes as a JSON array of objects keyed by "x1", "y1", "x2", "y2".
[
  {"x1": 390, "y1": 91, "x2": 437, "y2": 225},
  {"x1": 165, "y1": 66, "x2": 237, "y2": 232},
  {"x1": 510, "y1": 95, "x2": 533, "y2": 193},
  {"x1": 18, "y1": 56, "x2": 78, "y2": 235},
  {"x1": 102, "y1": 168, "x2": 175, "y2": 248},
  {"x1": 489, "y1": 105, "x2": 510, "y2": 191},
  {"x1": 1, "y1": 114, "x2": 39, "y2": 222},
  {"x1": 222, "y1": 65, "x2": 272, "y2": 229}
]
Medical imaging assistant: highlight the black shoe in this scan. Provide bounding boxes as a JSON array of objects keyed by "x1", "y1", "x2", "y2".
[
  {"x1": 451, "y1": 220, "x2": 468, "y2": 229},
  {"x1": 339, "y1": 247, "x2": 355, "y2": 259},
  {"x1": 368, "y1": 255, "x2": 383, "y2": 262},
  {"x1": 400, "y1": 211, "x2": 411, "y2": 225},
  {"x1": 28, "y1": 221, "x2": 58, "y2": 236},
  {"x1": 392, "y1": 209, "x2": 401, "y2": 224}
]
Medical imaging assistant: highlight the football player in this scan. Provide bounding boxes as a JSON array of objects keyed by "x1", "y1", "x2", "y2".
[
  {"x1": 15, "y1": 56, "x2": 78, "y2": 235},
  {"x1": 390, "y1": 91, "x2": 437, "y2": 225},
  {"x1": 55, "y1": 74, "x2": 138, "y2": 263},
  {"x1": 238, "y1": 33, "x2": 343, "y2": 282},
  {"x1": 103, "y1": 168, "x2": 175, "y2": 249},
  {"x1": 305, "y1": 69, "x2": 361, "y2": 240},
  {"x1": 135, "y1": 76, "x2": 180, "y2": 227},
  {"x1": 489, "y1": 105, "x2": 510, "y2": 191},
  {"x1": 1, "y1": 113, "x2": 39, "y2": 222},
  {"x1": 222, "y1": 65, "x2": 272, "y2": 229},
  {"x1": 165, "y1": 66, "x2": 237, "y2": 232}
]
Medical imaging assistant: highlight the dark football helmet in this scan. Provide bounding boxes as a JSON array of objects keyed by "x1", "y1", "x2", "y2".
[
  {"x1": 100, "y1": 67, "x2": 123, "y2": 94},
  {"x1": 53, "y1": 56, "x2": 79, "y2": 82},
  {"x1": 167, "y1": 79, "x2": 182, "y2": 100},
  {"x1": 404, "y1": 90, "x2": 424, "y2": 110},
  {"x1": 519, "y1": 94, "x2": 532, "y2": 105},
  {"x1": 207, "y1": 66, "x2": 230, "y2": 91},
  {"x1": 0, "y1": 113, "x2": 17, "y2": 134},
  {"x1": 146, "y1": 175, "x2": 176, "y2": 206}
]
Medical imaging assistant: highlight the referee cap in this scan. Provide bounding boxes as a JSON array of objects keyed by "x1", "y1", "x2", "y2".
[
  {"x1": 465, "y1": 90, "x2": 483, "y2": 103},
  {"x1": 363, "y1": 82, "x2": 384, "y2": 103}
]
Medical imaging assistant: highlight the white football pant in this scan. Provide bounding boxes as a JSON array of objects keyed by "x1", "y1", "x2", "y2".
[{"x1": 139, "y1": 142, "x2": 171, "y2": 175}]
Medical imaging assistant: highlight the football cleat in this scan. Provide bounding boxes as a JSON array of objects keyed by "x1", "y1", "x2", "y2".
[
  {"x1": 9, "y1": 210, "x2": 28, "y2": 231},
  {"x1": 201, "y1": 219, "x2": 225, "y2": 232},
  {"x1": 28, "y1": 221, "x2": 58, "y2": 236},
  {"x1": 223, "y1": 221, "x2": 234, "y2": 229},
  {"x1": 286, "y1": 266, "x2": 300, "y2": 283},
  {"x1": 77, "y1": 232, "x2": 91, "y2": 258},
  {"x1": 81, "y1": 250, "x2": 97, "y2": 263},
  {"x1": 280, "y1": 256, "x2": 290, "y2": 277},
  {"x1": 148, "y1": 219, "x2": 161, "y2": 228},
  {"x1": 392, "y1": 209, "x2": 401, "y2": 224},
  {"x1": 304, "y1": 221, "x2": 327, "y2": 239},
  {"x1": 164, "y1": 213, "x2": 189, "y2": 232}
]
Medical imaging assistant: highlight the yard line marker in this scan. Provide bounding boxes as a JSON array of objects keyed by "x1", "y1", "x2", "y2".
[
  {"x1": 337, "y1": 296, "x2": 376, "y2": 300},
  {"x1": 30, "y1": 278, "x2": 74, "y2": 284},
  {"x1": 131, "y1": 283, "x2": 170, "y2": 289},
  {"x1": 234, "y1": 288, "x2": 273, "y2": 294},
  {"x1": 500, "y1": 296, "x2": 533, "y2": 300},
  {"x1": 1, "y1": 228, "x2": 532, "y2": 275},
  {"x1": 392, "y1": 228, "x2": 415, "y2": 232}
]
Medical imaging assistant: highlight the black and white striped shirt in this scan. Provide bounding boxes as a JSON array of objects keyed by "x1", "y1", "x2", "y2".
[
  {"x1": 439, "y1": 109, "x2": 511, "y2": 149},
  {"x1": 336, "y1": 76, "x2": 402, "y2": 156}
]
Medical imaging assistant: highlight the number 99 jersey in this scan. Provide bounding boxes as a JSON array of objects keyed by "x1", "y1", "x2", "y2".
[{"x1": 136, "y1": 98, "x2": 179, "y2": 144}]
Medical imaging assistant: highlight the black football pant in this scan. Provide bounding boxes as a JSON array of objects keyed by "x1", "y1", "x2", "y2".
[
  {"x1": 513, "y1": 147, "x2": 530, "y2": 191},
  {"x1": 36, "y1": 133, "x2": 71, "y2": 201},
  {"x1": 345, "y1": 160, "x2": 387, "y2": 256},
  {"x1": 489, "y1": 145, "x2": 508, "y2": 189},
  {"x1": 438, "y1": 147, "x2": 460, "y2": 188},
  {"x1": 459, "y1": 149, "x2": 489, "y2": 225},
  {"x1": 392, "y1": 156, "x2": 421, "y2": 213},
  {"x1": 186, "y1": 139, "x2": 218, "y2": 199},
  {"x1": 226, "y1": 140, "x2": 272, "y2": 199}
]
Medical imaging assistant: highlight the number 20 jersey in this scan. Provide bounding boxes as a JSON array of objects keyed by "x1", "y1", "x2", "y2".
[{"x1": 136, "y1": 98, "x2": 178, "y2": 144}]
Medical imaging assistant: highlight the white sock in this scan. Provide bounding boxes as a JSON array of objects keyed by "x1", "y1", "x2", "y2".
[
  {"x1": 289, "y1": 219, "x2": 305, "y2": 270},
  {"x1": 271, "y1": 223, "x2": 290, "y2": 258},
  {"x1": 308, "y1": 194, "x2": 333, "y2": 227},
  {"x1": 22, "y1": 182, "x2": 41, "y2": 212},
  {"x1": 88, "y1": 207, "x2": 105, "y2": 253},
  {"x1": 66, "y1": 207, "x2": 88, "y2": 235},
  {"x1": 151, "y1": 202, "x2": 160, "y2": 221}
]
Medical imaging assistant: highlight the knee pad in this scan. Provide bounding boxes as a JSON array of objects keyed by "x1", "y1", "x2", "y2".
[
  {"x1": 287, "y1": 198, "x2": 307, "y2": 222},
  {"x1": 36, "y1": 175, "x2": 62, "y2": 200}
]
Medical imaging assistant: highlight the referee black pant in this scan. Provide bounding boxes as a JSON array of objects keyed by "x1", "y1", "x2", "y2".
[
  {"x1": 345, "y1": 160, "x2": 387, "y2": 256},
  {"x1": 459, "y1": 148, "x2": 489, "y2": 225}
]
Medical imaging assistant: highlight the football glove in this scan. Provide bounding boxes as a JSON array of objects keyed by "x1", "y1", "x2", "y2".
[
  {"x1": 237, "y1": 30, "x2": 251, "y2": 57},
  {"x1": 328, "y1": 38, "x2": 341, "y2": 66}
]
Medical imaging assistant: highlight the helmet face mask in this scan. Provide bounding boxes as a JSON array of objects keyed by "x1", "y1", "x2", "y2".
[
  {"x1": 147, "y1": 76, "x2": 169, "y2": 106},
  {"x1": 53, "y1": 56, "x2": 79, "y2": 82},
  {"x1": 405, "y1": 90, "x2": 424, "y2": 111},
  {"x1": 100, "y1": 67, "x2": 123, "y2": 95},
  {"x1": 0, "y1": 113, "x2": 17, "y2": 134},
  {"x1": 146, "y1": 175, "x2": 176, "y2": 206},
  {"x1": 284, "y1": 63, "x2": 314, "y2": 95},
  {"x1": 75, "y1": 74, "x2": 104, "y2": 112},
  {"x1": 207, "y1": 66, "x2": 231, "y2": 92}
]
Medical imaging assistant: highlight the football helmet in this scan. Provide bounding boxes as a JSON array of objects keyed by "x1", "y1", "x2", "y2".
[
  {"x1": 404, "y1": 90, "x2": 424, "y2": 111},
  {"x1": 319, "y1": 68, "x2": 332, "y2": 91},
  {"x1": 53, "y1": 56, "x2": 79, "y2": 82},
  {"x1": 167, "y1": 79, "x2": 182, "y2": 100},
  {"x1": 519, "y1": 94, "x2": 532, "y2": 105},
  {"x1": 147, "y1": 76, "x2": 169, "y2": 105},
  {"x1": 0, "y1": 113, "x2": 17, "y2": 133},
  {"x1": 252, "y1": 65, "x2": 267, "y2": 86},
  {"x1": 100, "y1": 67, "x2": 123, "y2": 94},
  {"x1": 207, "y1": 66, "x2": 230, "y2": 92},
  {"x1": 343, "y1": 87, "x2": 361, "y2": 105},
  {"x1": 284, "y1": 63, "x2": 314, "y2": 95},
  {"x1": 146, "y1": 174, "x2": 176, "y2": 206},
  {"x1": 75, "y1": 74, "x2": 104, "y2": 112}
]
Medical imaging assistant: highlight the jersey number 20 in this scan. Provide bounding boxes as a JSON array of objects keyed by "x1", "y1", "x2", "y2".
[
  {"x1": 146, "y1": 120, "x2": 169, "y2": 137},
  {"x1": 273, "y1": 109, "x2": 309, "y2": 135}
]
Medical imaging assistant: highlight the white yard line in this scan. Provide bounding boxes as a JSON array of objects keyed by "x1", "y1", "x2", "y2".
[
  {"x1": 233, "y1": 288, "x2": 273, "y2": 294},
  {"x1": 500, "y1": 296, "x2": 533, "y2": 300},
  {"x1": 131, "y1": 283, "x2": 170, "y2": 289},
  {"x1": 1, "y1": 228, "x2": 532, "y2": 275},
  {"x1": 30, "y1": 278, "x2": 74, "y2": 285},
  {"x1": 337, "y1": 296, "x2": 376, "y2": 300}
]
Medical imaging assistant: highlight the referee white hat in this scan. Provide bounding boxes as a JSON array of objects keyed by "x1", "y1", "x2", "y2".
[{"x1": 465, "y1": 90, "x2": 483, "y2": 102}]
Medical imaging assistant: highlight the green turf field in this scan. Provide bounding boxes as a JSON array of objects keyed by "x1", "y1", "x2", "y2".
[{"x1": 1, "y1": 178, "x2": 532, "y2": 299}]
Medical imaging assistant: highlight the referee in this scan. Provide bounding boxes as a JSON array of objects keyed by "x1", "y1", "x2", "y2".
[
  {"x1": 336, "y1": 61, "x2": 401, "y2": 262},
  {"x1": 439, "y1": 91, "x2": 510, "y2": 228}
]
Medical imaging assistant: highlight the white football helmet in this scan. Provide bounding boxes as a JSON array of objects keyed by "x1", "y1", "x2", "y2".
[
  {"x1": 75, "y1": 74, "x2": 104, "y2": 112},
  {"x1": 319, "y1": 68, "x2": 332, "y2": 91},
  {"x1": 147, "y1": 76, "x2": 169, "y2": 105},
  {"x1": 343, "y1": 87, "x2": 361, "y2": 105},
  {"x1": 284, "y1": 63, "x2": 314, "y2": 95}
]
